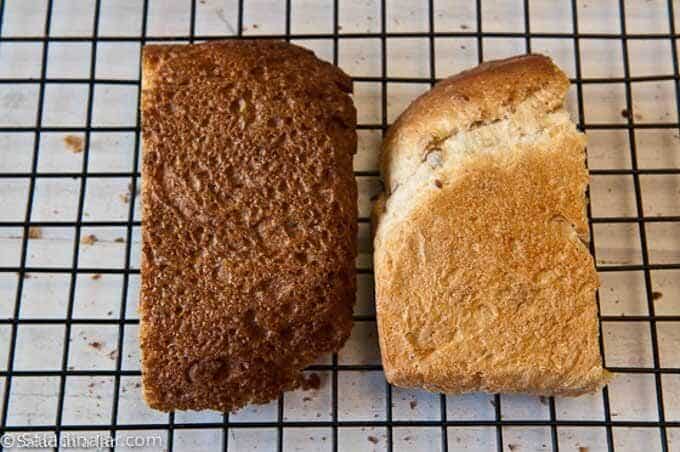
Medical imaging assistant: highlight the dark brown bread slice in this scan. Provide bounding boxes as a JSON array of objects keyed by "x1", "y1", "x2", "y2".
[{"x1": 140, "y1": 40, "x2": 357, "y2": 411}]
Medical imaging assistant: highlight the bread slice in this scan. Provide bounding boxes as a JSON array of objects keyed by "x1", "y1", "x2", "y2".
[
  {"x1": 140, "y1": 40, "x2": 357, "y2": 411},
  {"x1": 373, "y1": 54, "x2": 610, "y2": 396}
]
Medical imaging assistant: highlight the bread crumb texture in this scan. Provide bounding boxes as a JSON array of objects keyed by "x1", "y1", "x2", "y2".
[
  {"x1": 64, "y1": 134, "x2": 84, "y2": 153},
  {"x1": 27, "y1": 226, "x2": 42, "y2": 239},
  {"x1": 81, "y1": 234, "x2": 98, "y2": 245},
  {"x1": 140, "y1": 40, "x2": 357, "y2": 411},
  {"x1": 373, "y1": 54, "x2": 610, "y2": 396}
]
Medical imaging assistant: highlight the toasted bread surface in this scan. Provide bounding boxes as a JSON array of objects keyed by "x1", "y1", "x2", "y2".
[
  {"x1": 140, "y1": 40, "x2": 357, "y2": 411},
  {"x1": 373, "y1": 54, "x2": 609, "y2": 395}
]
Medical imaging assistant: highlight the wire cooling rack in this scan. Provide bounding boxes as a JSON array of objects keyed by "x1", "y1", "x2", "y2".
[{"x1": 0, "y1": 0, "x2": 679, "y2": 451}]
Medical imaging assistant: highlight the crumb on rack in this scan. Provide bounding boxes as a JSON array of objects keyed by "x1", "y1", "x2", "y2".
[
  {"x1": 120, "y1": 193, "x2": 130, "y2": 203},
  {"x1": 652, "y1": 291, "x2": 663, "y2": 301},
  {"x1": 367, "y1": 436, "x2": 378, "y2": 444},
  {"x1": 27, "y1": 226, "x2": 42, "y2": 239},
  {"x1": 114, "y1": 237, "x2": 125, "y2": 243},
  {"x1": 579, "y1": 447, "x2": 589, "y2": 452},
  {"x1": 64, "y1": 135, "x2": 84, "y2": 153},
  {"x1": 302, "y1": 372, "x2": 321, "y2": 390},
  {"x1": 88, "y1": 341, "x2": 102, "y2": 350},
  {"x1": 409, "y1": 400, "x2": 417, "y2": 410},
  {"x1": 123, "y1": 181, "x2": 138, "y2": 200},
  {"x1": 81, "y1": 234, "x2": 98, "y2": 245},
  {"x1": 539, "y1": 396, "x2": 548, "y2": 405},
  {"x1": 91, "y1": 274, "x2": 102, "y2": 280}
]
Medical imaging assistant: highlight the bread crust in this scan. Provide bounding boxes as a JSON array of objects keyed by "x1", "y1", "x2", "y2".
[
  {"x1": 140, "y1": 40, "x2": 357, "y2": 411},
  {"x1": 381, "y1": 54, "x2": 569, "y2": 194},
  {"x1": 373, "y1": 54, "x2": 609, "y2": 396}
]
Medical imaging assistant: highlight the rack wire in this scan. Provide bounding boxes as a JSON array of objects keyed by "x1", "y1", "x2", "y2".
[{"x1": 0, "y1": 0, "x2": 679, "y2": 451}]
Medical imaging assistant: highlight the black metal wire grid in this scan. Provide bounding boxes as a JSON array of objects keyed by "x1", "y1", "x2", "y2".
[{"x1": 0, "y1": 0, "x2": 678, "y2": 451}]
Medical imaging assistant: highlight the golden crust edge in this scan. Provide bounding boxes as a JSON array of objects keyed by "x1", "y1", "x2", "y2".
[{"x1": 379, "y1": 53, "x2": 570, "y2": 191}]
